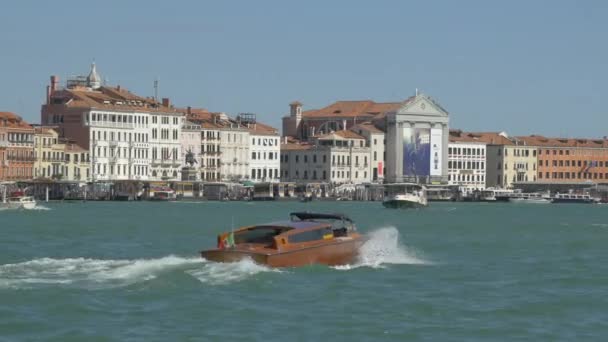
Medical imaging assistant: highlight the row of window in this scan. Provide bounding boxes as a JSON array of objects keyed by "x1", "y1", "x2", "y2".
[
  {"x1": 539, "y1": 159, "x2": 607, "y2": 168},
  {"x1": 448, "y1": 174, "x2": 485, "y2": 182},
  {"x1": 91, "y1": 113, "x2": 147, "y2": 125},
  {"x1": 251, "y1": 151, "x2": 278, "y2": 160},
  {"x1": 7, "y1": 133, "x2": 34, "y2": 143},
  {"x1": 497, "y1": 162, "x2": 536, "y2": 171},
  {"x1": 94, "y1": 130, "x2": 148, "y2": 143},
  {"x1": 448, "y1": 161, "x2": 485, "y2": 170},
  {"x1": 542, "y1": 149, "x2": 608, "y2": 156},
  {"x1": 498, "y1": 148, "x2": 536, "y2": 157},
  {"x1": 281, "y1": 154, "x2": 369, "y2": 166},
  {"x1": 448, "y1": 147, "x2": 485, "y2": 156},
  {"x1": 94, "y1": 164, "x2": 149, "y2": 176},
  {"x1": 250, "y1": 168, "x2": 279, "y2": 179},
  {"x1": 251, "y1": 138, "x2": 279, "y2": 146},
  {"x1": 539, "y1": 172, "x2": 608, "y2": 180}
]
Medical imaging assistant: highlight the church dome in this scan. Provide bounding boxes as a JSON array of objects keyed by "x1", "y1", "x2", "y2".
[{"x1": 86, "y1": 62, "x2": 101, "y2": 89}]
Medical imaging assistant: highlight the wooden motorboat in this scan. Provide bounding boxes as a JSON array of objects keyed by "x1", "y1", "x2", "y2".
[{"x1": 200, "y1": 212, "x2": 365, "y2": 267}]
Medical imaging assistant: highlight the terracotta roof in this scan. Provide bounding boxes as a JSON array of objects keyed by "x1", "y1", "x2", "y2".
[
  {"x1": 450, "y1": 130, "x2": 513, "y2": 145},
  {"x1": 515, "y1": 135, "x2": 608, "y2": 148},
  {"x1": 351, "y1": 122, "x2": 384, "y2": 134},
  {"x1": 48, "y1": 86, "x2": 181, "y2": 114},
  {"x1": 248, "y1": 122, "x2": 279, "y2": 136},
  {"x1": 0, "y1": 111, "x2": 34, "y2": 129},
  {"x1": 281, "y1": 143, "x2": 313, "y2": 151},
  {"x1": 301, "y1": 100, "x2": 402, "y2": 119},
  {"x1": 317, "y1": 130, "x2": 365, "y2": 140}
]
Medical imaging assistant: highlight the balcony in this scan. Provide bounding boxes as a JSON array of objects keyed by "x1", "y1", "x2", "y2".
[{"x1": 0, "y1": 141, "x2": 8, "y2": 148}]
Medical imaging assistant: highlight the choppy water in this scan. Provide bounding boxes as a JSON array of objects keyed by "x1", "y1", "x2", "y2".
[{"x1": 1, "y1": 201, "x2": 608, "y2": 341}]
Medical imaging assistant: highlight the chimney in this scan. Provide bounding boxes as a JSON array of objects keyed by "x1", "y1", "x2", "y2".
[
  {"x1": 50, "y1": 75, "x2": 58, "y2": 93},
  {"x1": 117, "y1": 85, "x2": 121, "y2": 92},
  {"x1": 187, "y1": 106, "x2": 192, "y2": 116},
  {"x1": 46, "y1": 85, "x2": 51, "y2": 105},
  {"x1": 162, "y1": 98, "x2": 170, "y2": 107}
]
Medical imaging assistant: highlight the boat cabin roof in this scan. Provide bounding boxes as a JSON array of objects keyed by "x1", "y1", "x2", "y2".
[{"x1": 244, "y1": 212, "x2": 354, "y2": 231}]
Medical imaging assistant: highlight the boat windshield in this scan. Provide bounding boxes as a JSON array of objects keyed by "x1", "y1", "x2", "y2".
[{"x1": 234, "y1": 226, "x2": 285, "y2": 245}]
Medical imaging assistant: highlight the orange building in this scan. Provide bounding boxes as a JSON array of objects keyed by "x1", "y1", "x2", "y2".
[
  {"x1": 0, "y1": 112, "x2": 35, "y2": 181},
  {"x1": 517, "y1": 135, "x2": 608, "y2": 183}
]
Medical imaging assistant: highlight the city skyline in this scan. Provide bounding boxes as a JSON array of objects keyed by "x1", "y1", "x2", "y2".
[{"x1": 1, "y1": 0, "x2": 607, "y2": 137}]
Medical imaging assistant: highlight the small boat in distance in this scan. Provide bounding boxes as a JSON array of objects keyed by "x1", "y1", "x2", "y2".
[
  {"x1": 1, "y1": 190, "x2": 37, "y2": 210},
  {"x1": 149, "y1": 187, "x2": 177, "y2": 201},
  {"x1": 200, "y1": 212, "x2": 365, "y2": 267},
  {"x1": 382, "y1": 183, "x2": 428, "y2": 208},
  {"x1": 551, "y1": 193, "x2": 598, "y2": 204},
  {"x1": 508, "y1": 191, "x2": 552, "y2": 204}
]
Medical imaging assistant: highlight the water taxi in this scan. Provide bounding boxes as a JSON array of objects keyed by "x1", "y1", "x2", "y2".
[
  {"x1": 200, "y1": 212, "x2": 365, "y2": 267},
  {"x1": 382, "y1": 183, "x2": 428, "y2": 208},
  {"x1": 1, "y1": 190, "x2": 37, "y2": 210}
]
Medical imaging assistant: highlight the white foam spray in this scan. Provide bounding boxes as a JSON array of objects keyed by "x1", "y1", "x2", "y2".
[
  {"x1": 334, "y1": 226, "x2": 431, "y2": 270},
  {"x1": 188, "y1": 257, "x2": 281, "y2": 285}
]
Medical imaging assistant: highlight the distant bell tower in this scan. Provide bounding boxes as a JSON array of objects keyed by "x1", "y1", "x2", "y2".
[{"x1": 289, "y1": 101, "x2": 302, "y2": 138}]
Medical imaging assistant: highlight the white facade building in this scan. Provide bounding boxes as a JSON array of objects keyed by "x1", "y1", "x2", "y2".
[
  {"x1": 180, "y1": 120, "x2": 202, "y2": 168},
  {"x1": 219, "y1": 127, "x2": 250, "y2": 182},
  {"x1": 41, "y1": 64, "x2": 185, "y2": 182},
  {"x1": 280, "y1": 131, "x2": 371, "y2": 184},
  {"x1": 249, "y1": 130, "x2": 281, "y2": 183},
  {"x1": 447, "y1": 141, "x2": 487, "y2": 194},
  {"x1": 351, "y1": 122, "x2": 385, "y2": 182}
]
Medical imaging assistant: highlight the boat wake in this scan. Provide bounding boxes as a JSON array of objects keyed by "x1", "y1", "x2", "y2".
[
  {"x1": 0, "y1": 255, "x2": 283, "y2": 289},
  {"x1": 0, "y1": 255, "x2": 202, "y2": 289},
  {"x1": 334, "y1": 226, "x2": 431, "y2": 270},
  {"x1": 189, "y1": 257, "x2": 281, "y2": 285}
]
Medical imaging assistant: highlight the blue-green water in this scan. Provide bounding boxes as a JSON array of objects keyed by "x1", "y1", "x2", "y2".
[{"x1": 1, "y1": 201, "x2": 608, "y2": 341}]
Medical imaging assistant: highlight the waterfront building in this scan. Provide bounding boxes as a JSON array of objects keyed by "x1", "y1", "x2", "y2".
[
  {"x1": 0, "y1": 120, "x2": 7, "y2": 180},
  {"x1": 280, "y1": 130, "x2": 371, "y2": 184},
  {"x1": 480, "y1": 132, "x2": 538, "y2": 188},
  {"x1": 33, "y1": 127, "x2": 65, "y2": 179},
  {"x1": 517, "y1": 135, "x2": 608, "y2": 184},
  {"x1": 0, "y1": 112, "x2": 35, "y2": 181},
  {"x1": 385, "y1": 93, "x2": 449, "y2": 184},
  {"x1": 63, "y1": 142, "x2": 90, "y2": 182},
  {"x1": 351, "y1": 122, "x2": 385, "y2": 182},
  {"x1": 447, "y1": 130, "x2": 487, "y2": 193},
  {"x1": 246, "y1": 115, "x2": 281, "y2": 183},
  {"x1": 180, "y1": 120, "x2": 202, "y2": 179},
  {"x1": 41, "y1": 64, "x2": 185, "y2": 182},
  {"x1": 183, "y1": 108, "x2": 221, "y2": 181},
  {"x1": 219, "y1": 123, "x2": 250, "y2": 182},
  {"x1": 282, "y1": 100, "x2": 400, "y2": 140}
]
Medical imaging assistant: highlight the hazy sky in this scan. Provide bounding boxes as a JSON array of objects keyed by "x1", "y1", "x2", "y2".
[{"x1": 1, "y1": 0, "x2": 607, "y2": 137}]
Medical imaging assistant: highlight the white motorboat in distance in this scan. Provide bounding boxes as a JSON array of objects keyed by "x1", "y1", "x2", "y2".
[
  {"x1": 383, "y1": 183, "x2": 428, "y2": 209},
  {"x1": 508, "y1": 191, "x2": 552, "y2": 204},
  {"x1": 1, "y1": 190, "x2": 37, "y2": 210}
]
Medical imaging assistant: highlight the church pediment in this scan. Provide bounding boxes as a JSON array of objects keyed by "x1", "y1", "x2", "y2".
[{"x1": 395, "y1": 94, "x2": 448, "y2": 117}]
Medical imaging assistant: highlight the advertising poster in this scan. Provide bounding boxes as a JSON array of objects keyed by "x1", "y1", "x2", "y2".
[
  {"x1": 402, "y1": 127, "x2": 430, "y2": 176},
  {"x1": 430, "y1": 128, "x2": 442, "y2": 176}
]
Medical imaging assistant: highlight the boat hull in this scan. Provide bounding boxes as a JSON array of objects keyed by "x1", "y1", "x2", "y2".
[
  {"x1": 201, "y1": 237, "x2": 365, "y2": 267},
  {"x1": 382, "y1": 199, "x2": 426, "y2": 209}
]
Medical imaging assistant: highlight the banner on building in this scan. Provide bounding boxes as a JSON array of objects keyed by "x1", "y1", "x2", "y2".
[
  {"x1": 402, "y1": 127, "x2": 430, "y2": 176},
  {"x1": 378, "y1": 161, "x2": 383, "y2": 176},
  {"x1": 430, "y1": 128, "x2": 442, "y2": 176}
]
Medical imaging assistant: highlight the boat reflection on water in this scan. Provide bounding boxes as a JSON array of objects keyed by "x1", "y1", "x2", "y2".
[{"x1": 200, "y1": 212, "x2": 365, "y2": 267}]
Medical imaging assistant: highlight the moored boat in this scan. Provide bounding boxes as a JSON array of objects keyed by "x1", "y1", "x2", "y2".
[
  {"x1": 382, "y1": 183, "x2": 428, "y2": 208},
  {"x1": 200, "y1": 212, "x2": 365, "y2": 267},
  {"x1": 551, "y1": 193, "x2": 597, "y2": 204},
  {"x1": 508, "y1": 191, "x2": 551, "y2": 204}
]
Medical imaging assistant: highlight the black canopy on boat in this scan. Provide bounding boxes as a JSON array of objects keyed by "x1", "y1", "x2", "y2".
[{"x1": 289, "y1": 212, "x2": 353, "y2": 223}]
